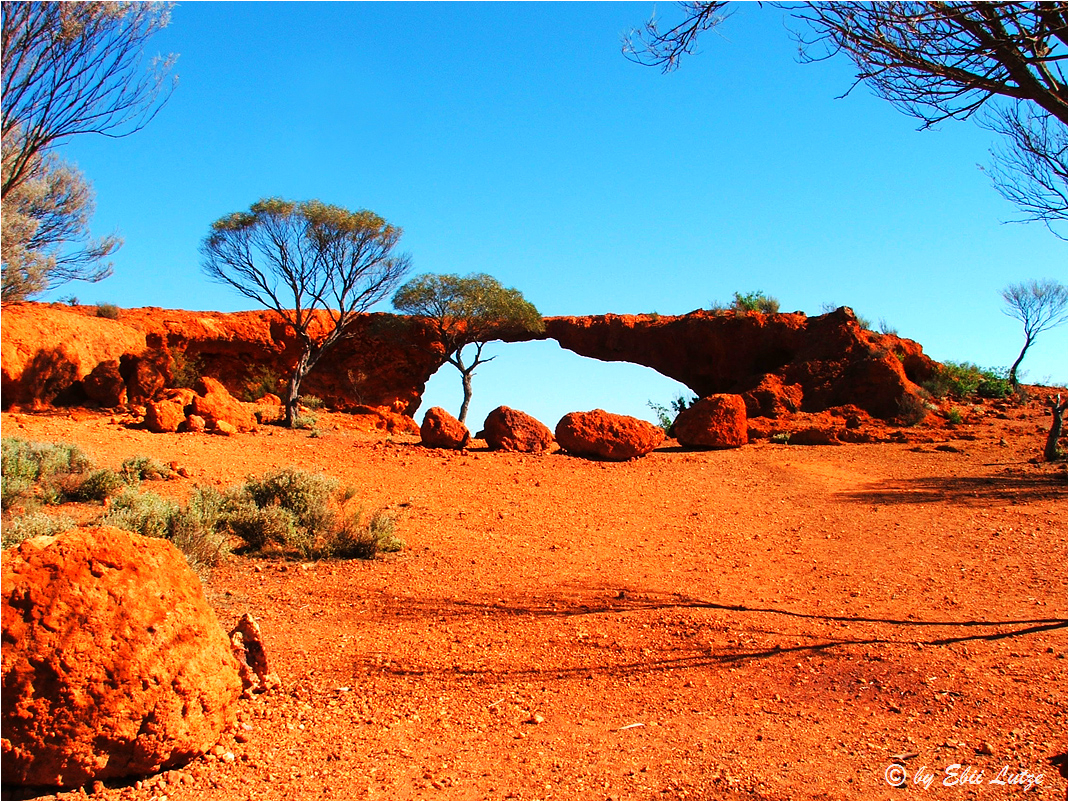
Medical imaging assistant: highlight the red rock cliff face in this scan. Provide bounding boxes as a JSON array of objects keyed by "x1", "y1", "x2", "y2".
[
  {"x1": 2, "y1": 304, "x2": 937, "y2": 422},
  {"x1": 1, "y1": 304, "x2": 443, "y2": 414},
  {"x1": 520, "y1": 308, "x2": 937, "y2": 421}
]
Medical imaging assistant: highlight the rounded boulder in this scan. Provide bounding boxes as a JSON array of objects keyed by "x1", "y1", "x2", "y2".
[
  {"x1": 673, "y1": 394, "x2": 749, "y2": 449},
  {"x1": 555, "y1": 409, "x2": 664, "y2": 461},
  {"x1": 2, "y1": 527, "x2": 243, "y2": 788},
  {"x1": 481, "y1": 406, "x2": 554, "y2": 453},
  {"x1": 420, "y1": 406, "x2": 470, "y2": 449}
]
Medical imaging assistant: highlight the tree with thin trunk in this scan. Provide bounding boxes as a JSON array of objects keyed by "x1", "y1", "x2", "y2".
[
  {"x1": 1000, "y1": 278, "x2": 1068, "y2": 387},
  {"x1": 1, "y1": 1, "x2": 176, "y2": 299},
  {"x1": 623, "y1": 2, "x2": 1067, "y2": 234},
  {"x1": 392, "y1": 273, "x2": 545, "y2": 424},
  {"x1": 201, "y1": 198, "x2": 412, "y2": 427}
]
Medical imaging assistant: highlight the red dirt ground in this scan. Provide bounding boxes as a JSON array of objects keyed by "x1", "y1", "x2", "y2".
[{"x1": 2, "y1": 392, "x2": 1067, "y2": 801}]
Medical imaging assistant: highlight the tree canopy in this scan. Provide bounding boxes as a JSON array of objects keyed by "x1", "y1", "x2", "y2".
[
  {"x1": 624, "y1": 1, "x2": 1068, "y2": 235},
  {"x1": 202, "y1": 198, "x2": 412, "y2": 426},
  {"x1": 392, "y1": 273, "x2": 545, "y2": 424},
  {"x1": 1, "y1": 0, "x2": 176, "y2": 300}
]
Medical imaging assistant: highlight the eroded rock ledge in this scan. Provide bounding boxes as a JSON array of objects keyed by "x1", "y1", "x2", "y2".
[{"x1": 1, "y1": 304, "x2": 936, "y2": 421}]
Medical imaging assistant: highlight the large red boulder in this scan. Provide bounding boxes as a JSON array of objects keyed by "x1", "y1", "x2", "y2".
[
  {"x1": 481, "y1": 406, "x2": 554, "y2": 453},
  {"x1": 81, "y1": 360, "x2": 127, "y2": 407},
  {"x1": 555, "y1": 410, "x2": 664, "y2": 461},
  {"x1": 1, "y1": 527, "x2": 242, "y2": 788},
  {"x1": 420, "y1": 407, "x2": 470, "y2": 449},
  {"x1": 144, "y1": 398, "x2": 185, "y2": 433},
  {"x1": 190, "y1": 377, "x2": 256, "y2": 433},
  {"x1": 673, "y1": 394, "x2": 749, "y2": 448}
]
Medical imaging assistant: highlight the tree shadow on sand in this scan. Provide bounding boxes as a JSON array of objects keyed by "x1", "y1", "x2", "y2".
[{"x1": 839, "y1": 469, "x2": 1066, "y2": 506}]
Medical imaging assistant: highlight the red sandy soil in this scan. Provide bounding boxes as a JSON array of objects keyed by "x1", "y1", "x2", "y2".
[{"x1": 2, "y1": 393, "x2": 1067, "y2": 802}]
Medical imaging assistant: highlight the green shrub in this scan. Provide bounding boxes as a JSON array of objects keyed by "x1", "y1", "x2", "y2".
[
  {"x1": 292, "y1": 413, "x2": 319, "y2": 431},
  {"x1": 66, "y1": 469, "x2": 125, "y2": 502},
  {"x1": 168, "y1": 350, "x2": 204, "y2": 389},
  {"x1": 298, "y1": 394, "x2": 325, "y2": 411},
  {"x1": 318, "y1": 509, "x2": 400, "y2": 560},
  {"x1": 120, "y1": 455, "x2": 175, "y2": 483},
  {"x1": 227, "y1": 468, "x2": 400, "y2": 560},
  {"x1": 95, "y1": 303, "x2": 121, "y2": 319},
  {"x1": 2, "y1": 438, "x2": 91, "y2": 510},
  {"x1": 101, "y1": 488, "x2": 179, "y2": 540},
  {"x1": 2, "y1": 512, "x2": 76, "y2": 550},
  {"x1": 946, "y1": 408, "x2": 963, "y2": 426},
  {"x1": 731, "y1": 291, "x2": 780, "y2": 315},
  {"x1": 647, "y1": 394, "x2": 696, "y2": 434},
  {"x1": 923, "y1": 362, "x2": 1011, "y2": 400},
  {"x1": 242, "y1": 365, "x2": 284, "y2": 402},
  {"x1": 897, "y1": 393, "x2": 928, "y2": 426},
  {"x1": 168, "y1": 487, "x2": 232, "y2": 570}
]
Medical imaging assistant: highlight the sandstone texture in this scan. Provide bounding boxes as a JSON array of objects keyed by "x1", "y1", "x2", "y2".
[
  {"x1": 481, "y1": 406, "x2": 554, "y2": 453},
  {"x1": 421, "y1": 407, "x2": 470, "y2": 449},
  {"x1": 1, "y1": 527, "x2": 242, "y2": 788},
  {"x1": 673, "y1": 394, "x2": 749, "y2": 449},
  {"x1": 0, "y1": 304, "x2": 442, "y2": 414},
  {"x1": 190, "y1": 377, "x2": 257, "y2": 433},
  {"x1": 555, "y1": 410, "x2": 664, "y2": 461},
  {"x1": 2, "y1": 304, "x2": 938, "y2": 426}
]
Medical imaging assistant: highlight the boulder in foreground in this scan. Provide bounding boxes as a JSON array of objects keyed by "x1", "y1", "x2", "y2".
[
  {"x1": 673, "y1": 394, "x2": 749, "y2": 449},
  {"x1": 481, "y1": 406, "x2": 554, "y2": 453},
  {"x1": 2, "y1": 527, "x2": 242, "y2": 788},
  {"x1": 555, "y1": 410, "x2": 664, "y2": 461},
  {"x1": 421, "y1": 407, "x2": 470, "y2": 449}
]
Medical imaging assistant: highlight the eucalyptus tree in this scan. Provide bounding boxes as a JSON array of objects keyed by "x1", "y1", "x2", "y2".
[
  {"x1": 1000, "y1": 278, "x2": 1068, "y2": 387},
  {"x1": 201, "y1": 198, "x2": 411, "y2": 427},
  {"x1": 392, "y1": 273, "x2": 545, "y2": 424}
]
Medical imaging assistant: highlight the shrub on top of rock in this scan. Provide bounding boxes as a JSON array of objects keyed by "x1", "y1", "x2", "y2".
[
  {"x1": 1, "y1": 527, "x2": 243, "y2": 788},
  {"x1": 555, "y1": 410, "x2": 664, "y2": 461},
  {"x1": 673, "y1": 394, "x2": 749, "y2": 449},
  {"x1": 481, "y1": 406, "x2": 554, "y2": 453},
  {"x1": 421, "y1": 407, "x2": 470, "y2": 449}
]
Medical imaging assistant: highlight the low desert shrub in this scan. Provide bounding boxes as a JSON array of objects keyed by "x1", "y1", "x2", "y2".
[
  {"x1": 95, "y1": 303, "x2": 121, "y2": 319},
  {"x1": 319, "y1": 509, "x2": 401, "y2": 560},
  {"x1": 946, "y1": 408, "x2": 963, "y2": 426},
  {"x1": 731, "y1": 291, "x2": 780, "y2": 315},
  {"x1": 227, "y1": 468, "x2": 400, "y2": 560},
  {"x1": 923, "y1": 362, "x2": 1011, "y2": 400},
  {"x1": 2, "y1": 438, "x2": 91, "y2": 510},
  {"x1": 168, "y1": 350, "x2": 204, "y2": 389},
  {"x1": 292, "y1": 413, "x2": 319, "y2": 431},
  {"x1": 242, "y1": 365, "x2": 284, "y2": 402},
  {"x1": 648, "y1": 394, "x2": 696, "y2": 434},
  {"x1": 120, "y1": 455, "x2": 175, "y2": 483},
  {"x1": 897, "y1": 392, "x2": 928, "y2": 426},
  {"x1": 298, "y1": 394, "x2": 325, "y2": 411},
  {"x1": 2, "y1": 512, "x2": 76, "y2": 550},
  {"x1": 66, "y1": 468, "x2": 125, "y2": 502},
  {"x1": 101, "y1": 488, "x2": 179, "y2": 540}
]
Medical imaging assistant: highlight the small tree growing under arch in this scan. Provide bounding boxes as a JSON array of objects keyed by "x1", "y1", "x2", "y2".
[
  {"x1": 201, "y1": 198, "x2": 411, "y2": 427},
  {"x1": 392, "y1": 273, "x2": 544, "y2": 424},
  {"x1": 1000, "y1": 278, "x2": 1068, "y2": 387}
]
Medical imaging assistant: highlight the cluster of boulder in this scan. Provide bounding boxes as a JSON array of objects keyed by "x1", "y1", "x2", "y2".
[{"x1": 418, "y1": 394, "x2": 751, "y2": 461}]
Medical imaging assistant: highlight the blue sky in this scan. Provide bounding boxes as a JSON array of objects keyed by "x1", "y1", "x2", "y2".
[{"x1": 46, "y1": 1, "x2": 1068, "y2": 428}]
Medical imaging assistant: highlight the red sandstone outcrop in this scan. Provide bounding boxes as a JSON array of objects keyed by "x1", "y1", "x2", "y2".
[
  {"x1": 190, "y1": 377, "x2": 257, "y2": 433},
  {"x1": 555, "y1": 410, "x2": 664, "y2": 461},
  {"x1": 673, "y1": 394, "x2": 749, "y2": 449},
  {"x1": 1, "y1": 527, "x2": 242, "y2": 788},
  {"x1": 2, "y1": 303, "x2": 939, "y2": 426},
  {"x1": 481, "y1": 406, "x2": 554, "y2": 453},
  {"x1": 421, "y1": 407, "x2": 470, "y2": 449},
  {"x1": 1, "y1": 303, "x2": 443, "y2": 414},
  {"x1": 524, "y1": 308, "x2": 937, "y2": 422}
]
